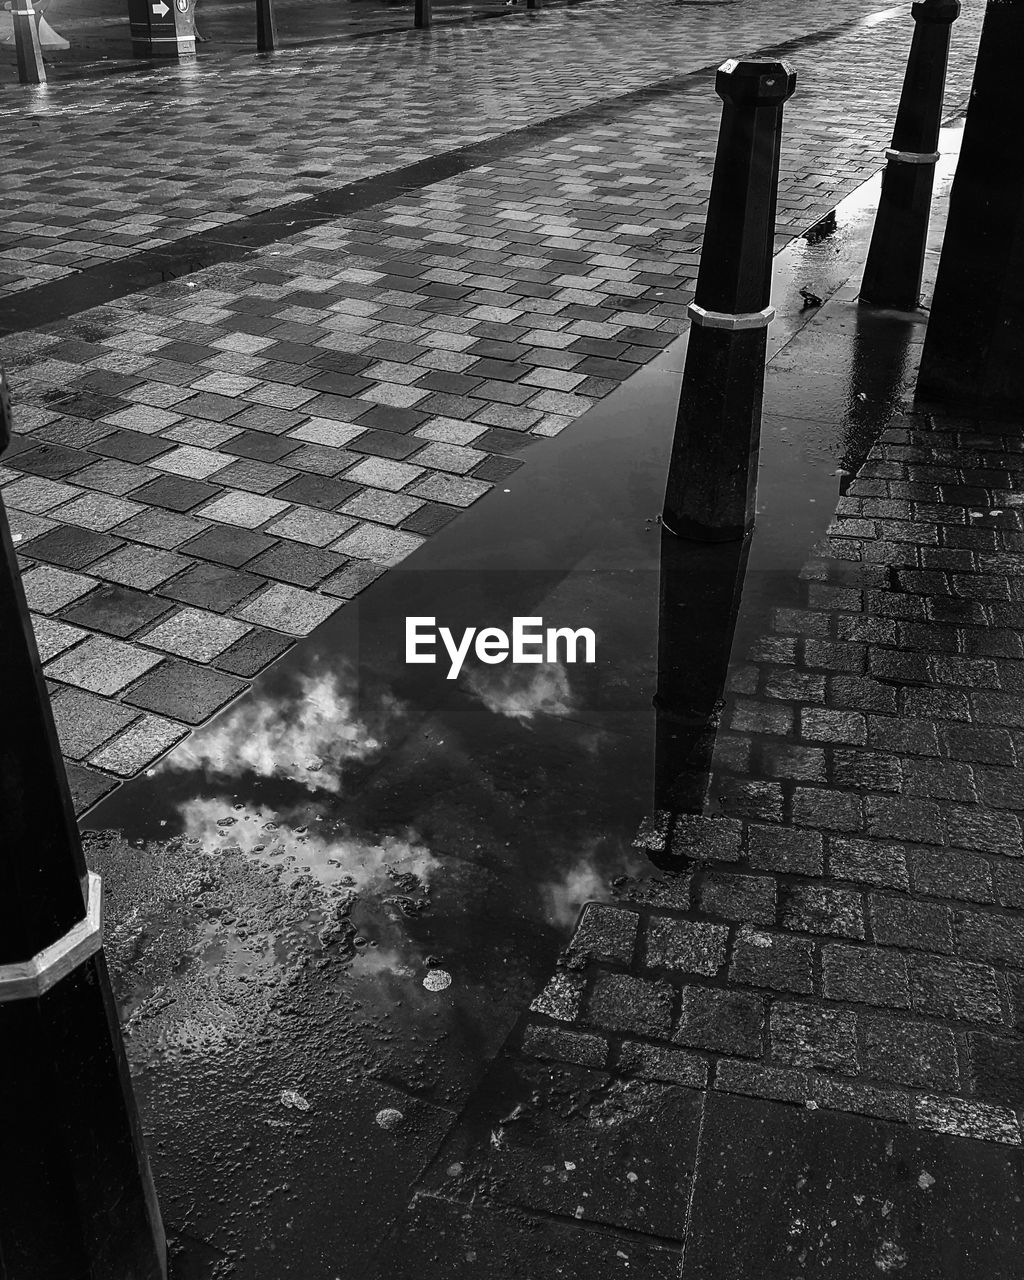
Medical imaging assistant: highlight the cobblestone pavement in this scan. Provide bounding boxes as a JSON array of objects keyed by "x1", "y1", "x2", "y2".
[
  {"x1": 0, "y1": 0, "x2": 985, "y2": 810},
  {"x1": 523, "y1": 402, "x2": 1024, "y2": 1146}
]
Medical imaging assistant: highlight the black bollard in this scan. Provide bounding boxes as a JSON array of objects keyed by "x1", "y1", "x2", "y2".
[
  {"x1": 916, "y1": 0, "x2": 1024, "y2": 415},
  {"x1": 0, "y1": 383, "x2": 167, "y2": 1280},
  {"x1": 860, "y1": 0, "x2": 960, "y2": 310},
  {"x1": 653, "y1": 532, "x2": 749, "y2": 821},
  {"x1": 11, "y1": 1, "x2": 46, "y2": 85},
  {"x1": 256, "y1": 0, "x2": 277, "y2": 51},
  {"x1": 663, "y1": 59, "x2": 796, "y2": 542},
  {"x1": 415, "y1": 0, "x2": 431, "y2": 28}
]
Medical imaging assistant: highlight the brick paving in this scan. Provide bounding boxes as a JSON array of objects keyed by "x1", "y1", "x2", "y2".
[
  {"x1": 524, "y1": 409, "x2": 1024, "y2": 1146},
  {"x1": 0, "y1": 0, "x2": 984, "y2": 810}
]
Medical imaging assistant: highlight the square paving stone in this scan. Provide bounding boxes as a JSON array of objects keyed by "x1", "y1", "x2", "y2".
[
  {"x1": 113, "y1": 507, "x2": 209, "y2": 549},
  {"x1": 340, "y1": 489, "x2": 422, "y2": 526},
  {"x1": 272, "y1": 474, "x2": 361, "y2": 511},
  {"x1": 61, "y1": 583, "x2": 173, "y2": 638},
  {"x1": 140, "y1": 607, "x2": 251, "y2": 662},
  {"x1": 65, "y1": 761, "x2": 119, "y2": 815},
  {"x1": 197, "y1": 491, "x2": 290, "y2": 528},
  {"x1": 222, "y1": 431, "x2": 302, "y2": 463},
  {"x1": 213, "y1": 627, "x2": 293, "y2": 678},
  {"x1": 265, "y1": 505, "x2": 356, "y2": 547},
  {"x1": 51, "y1": 688, "x2": 140, "y2": 760},
  {"x1": 46, "y1": 635, "x2": 163, "y2": 695},
  {"x1": 11, "y1": 442, "x2": 95, "y2": 480},
  {"x1": 89, "y1": 714, "x2": 190, "y2": 776},
  {"x1": 122, "y1": 660, "x2": 247, "y2": 725},
  {"x1": 74, "y1": 459, "x2": 155, "y2": 495},
  {"x1": 89, "y1": 545, "x2": 192, "y2": 590},
  {"x1": 32, "y1": 616, "x2": 86, "y2": 663},
  {"x1": 332, "y1": 523, "x2": 424, "y2": 565},
  {"x1": 349, "y1": 430, "x2": 423, "y2": 460},
  {"x1": 92, "y1": 430, "x2": 174, "y2": 464},
  {"x1": 182, "y1": 525, "x2": 277, "y2": 568},
  {"x1": 22, "y1": 565, "x2": 95, "y2": 614},
  {"x1": 158, "y1": 560, "x2": 266, "y2": 611},
  {"x1": 52, "y1": 492, "x2": 144, "y2": 532},
  {"x1": 19, "y1": 525, "x2": 124, "y2": 570},
  {"x1": 285, "y1": 443, "x2": 360, "y2": 477},
  {"x1": 234, "y1": 583, "x2": 343, "y2": 636},
  {"x1": 400, "y1": 503, "x2": 459, "y2": 536},
  {"x1": 132, "y1": 475, "x2": 221, "y2": 512},
  {"x1": 247, "y1": 543, "x2": 347, "y2": 588},
  {"x1": 214, "y1": 458, "x2": 297, "y2": 495}
]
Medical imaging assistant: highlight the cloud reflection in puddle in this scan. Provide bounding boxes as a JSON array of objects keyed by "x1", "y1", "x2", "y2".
[
  {"x1": 159, "y1": 668, "x2": 401, "y2": 793},
  {"x1": 465, "y1": 662, "x2": 575, "y2": 723}
]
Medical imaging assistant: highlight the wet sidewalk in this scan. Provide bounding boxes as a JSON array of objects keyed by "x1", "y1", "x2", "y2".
[
  {"x1": 377, "y1": 156, "x2": 1024, "y2": 1280},
  {"x1": 0, "y1": 2, "x2": 1013, "y2": 1276},
  {"x1": 0, "y1": 0, "x2": 984, "y2": 818}
]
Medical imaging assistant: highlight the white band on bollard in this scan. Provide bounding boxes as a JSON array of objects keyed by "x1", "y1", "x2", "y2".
[
  {"x1": 885, "y1": 147, "x2": 940, "y2": 165},
  {"x1": 11, "y1": 9, "x2": 38, "y2": 15},
  {"x1": 0, "y1": 872, "x2": 103, "y2": 1003},
  {"x1": 687, "y1": 302, "x2": 776, "y2": 331}
]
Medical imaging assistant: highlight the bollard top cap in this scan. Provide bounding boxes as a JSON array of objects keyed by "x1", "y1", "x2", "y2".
[
  {"x1": 716, "y1": 59, "x2": 797, "y2": 107},
  {"x1": 911, "y1": 0, "x2": 961, "y2": 24}
]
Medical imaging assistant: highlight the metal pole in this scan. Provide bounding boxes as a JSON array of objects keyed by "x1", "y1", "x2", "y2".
[
  {"x1": 663, "y1": 59, "x2": 796, "y2": 542},
  {"x1": 0, "y1": 376, "x2": 167, "y2": 1280},
  {"x1": 415, "y1": 0, "x2": 431, "y2": 29},
  {"x1": 11, "y1": 1, "x2": 46, "y2": 85},
  {"x1": 916, "y1": 0, "x2": 1024, "y2": 415},
  {"x1": 860, "y1": 0, "x2": 960, "y2": 309},
  {"x1": 256, "y1": 0, "x2": 277, "y2": 51}
]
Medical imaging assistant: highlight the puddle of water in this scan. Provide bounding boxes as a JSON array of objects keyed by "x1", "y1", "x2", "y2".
[{"x1": 81, "y1": 131, "x2": 961, "y2": 1276}]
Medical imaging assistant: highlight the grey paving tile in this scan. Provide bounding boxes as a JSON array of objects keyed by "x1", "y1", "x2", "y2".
[
  {"x1": 182, "y1": 524, "x2": 277, "y2": 567},
  {"x1": 197, "y1": 491, "x2": 291, "y2": 528},
  {"x1": 65, "y1": 761, "x2": 119, "y2": 815},
  {"x1": 320, "y1": 560, "x2": 388, "y2": 599},
  {"x1": 247, "y1": 543, "x2": 347, "y2": 588},
  {"x1": 51, "y1": 688, "x2": 140, "y2": 760},
  {"x1": 409, "y1": 472, "x2": 491, "y2": 506},
  {"x1": 45, "y1": 634, "x2": 163, "y2": 695},
  {"x1": 344, "y1": 457, "x2": 425, "y2": 492},
  {"x1": 19, "y1": 525, "x2": 123, "y2": 570},
  {"x1": 331, "y1": 522, "x2": 425, "y2": 565},
  {"x1": 61, "y1": 583, "x2": 173, "y2": 638},
  {"x1": 234, "y1": 582, "x2": 344, "y2": 636},
  {"x1": 32, "y1": 615, "x2": 87, "y2": 663},
  {"x1": 158, "y1": 560, "x2": 267, "y2": 611},
  {"x1": 140, "y1": 606, "x2": 251, "y2": 662},
  {"x1": 113, "y1": 507, "x2": 210, "y2": 549},
  {"x1": 51, "y1": 491, "x2": 145, "y2": 532},
  {"x1": 21, "y1": 565, "x2": 95, "y2": 614},
  {"x1": 89, "y1": 544, "x2": 193, "y2": 590},
  {"x1": 213, "y1": 626, "x2": 294, "y2": 678},
  {"x1": 264, "y1": 505, "x2": 357, "y2": 547},
  {"x1": 88, "y1": 714, "x2": 190, "y2": 776},
  {"x1": 122, "y1": 659, "x2": 247, "y2": 725},
  {"x1": 340, "y1": 488, "x2": 423, "y2": 526}
]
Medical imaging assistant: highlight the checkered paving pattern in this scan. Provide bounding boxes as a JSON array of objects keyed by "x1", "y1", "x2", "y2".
[
  {"x1": 0, "y1": 0, "x2": 984, "y2": 805},
  {"x1": 525, "y1": 409, "x2": 1024, "y2": 1146},
  {"x1": 0, "y1": 0, "x2": 969, "y2": 297}
]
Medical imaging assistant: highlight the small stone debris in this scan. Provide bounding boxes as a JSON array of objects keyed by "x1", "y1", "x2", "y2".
[
  {"x1": 280, "y1": 1090, "x2": 311, "y2": 1112},
  {"x1": 423, "y1": 968, "x2": 452, "y2": 992}
]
